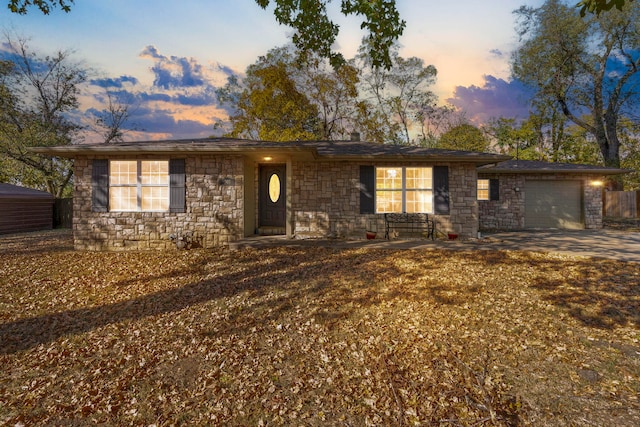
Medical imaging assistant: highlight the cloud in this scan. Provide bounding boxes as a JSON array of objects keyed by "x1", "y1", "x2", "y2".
[
  {"x1": 80, "y1": 46, "x2": 244, "y2": 141},
  {"x1": 140, "y1": 45, "x2": 205, "y2": 89},
  {"x1": 90, "y1": 75, "x2": 139, "y2": 88},
  {"x1": 447, "y1": 75, "x2": 535, "y2": 124}
]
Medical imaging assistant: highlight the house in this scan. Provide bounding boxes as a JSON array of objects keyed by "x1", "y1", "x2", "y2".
[
  {"x1": 0, "y1": 183, "x2": 55, "y2": 234},
  {"x1": 33, "y1": 138, "x2": 624, "y2": 250},
  {"x1": 478, "y1": 160, "x2": 627, "y2": 231}
]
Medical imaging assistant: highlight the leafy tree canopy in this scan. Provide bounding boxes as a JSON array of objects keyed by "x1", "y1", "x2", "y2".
[
  {"x1": 7, "y1": 0, "x2": 72, "y2": 14},
  {"x1": 512, "y1": 0, "x2": 640, "y2": 189},
  {"x1": 437, "y1": 123, "x2": 489, "y2": 152},
  {"x1": 576, "y1": 0, "x2": 633, "y2": 15},
  {"x1": 255, "y1": 0, "x2": 405, "y2": 69}
]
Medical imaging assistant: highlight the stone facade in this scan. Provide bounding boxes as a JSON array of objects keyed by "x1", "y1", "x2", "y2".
[
  {"x1": 73, "y1": 155, "x2": 245, "y2": 251},
  {"x1": 72, "y1": 154, "x2": 493, "y2": 250},
  {"x1": 290, "y1": 161, "x2": 479, "y2": 240},
  {"x1": 478, "y1": 173, "x2": 604, "y2": 231}
]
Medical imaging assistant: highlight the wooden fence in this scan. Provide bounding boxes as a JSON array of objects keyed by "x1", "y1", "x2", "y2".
[
  {"x1": 54, "y1": 198, "x2": 73, "y2": 228},
  {"x1": 604, "y1": 191, "x2": 640, "y2": 218}
]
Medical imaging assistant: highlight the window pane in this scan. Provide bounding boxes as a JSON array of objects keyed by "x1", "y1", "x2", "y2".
[
  {"x1": 109, "y1": 161, "x2": 137, "y2": 185},
  {"x1": 376, "y1": 167, "x2": 402, "y2": 190},
  {"x1": 141, "y1": 186, "x2": 169, "y2": 211},
  {"x1": 110, "y1": 187, "x2": 137, "y2": 211},
  {"x1": 477, "y1": 179, "x2": 489, "y2": 201},
  {"x1": 406, "y1": 167, "x2": 432, "y2": 189},
  {"x1": 376, "y1": 190, "x2": 402, "y2": 213},
  {"x1": 141, "y1": 161, "x2": 169, "y2": 185},
  {"x1": 406, "y1": 190, "x2": 433, "y2": 213}
]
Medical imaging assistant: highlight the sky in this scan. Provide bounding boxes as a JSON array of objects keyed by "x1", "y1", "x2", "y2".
[{"x1": 0, "y1": 0, "x2": 546, "y2": 142}]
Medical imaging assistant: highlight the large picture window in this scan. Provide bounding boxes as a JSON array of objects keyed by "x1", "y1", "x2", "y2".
[
  {"x1": 375, "y1": 167, "x2": 433, "y2": 213},
  {"x1": 109, "y1": 160, "x2": 169, "y2": 211}
]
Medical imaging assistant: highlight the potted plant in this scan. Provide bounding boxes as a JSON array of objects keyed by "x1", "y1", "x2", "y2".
[{"x1": 366, "y1": 220, "x2": 377, "y2": 240}]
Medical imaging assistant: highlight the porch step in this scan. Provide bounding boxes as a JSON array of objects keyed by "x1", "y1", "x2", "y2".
[{"x1": 257, "y1": 227, "x2": 285, "y2": 236}]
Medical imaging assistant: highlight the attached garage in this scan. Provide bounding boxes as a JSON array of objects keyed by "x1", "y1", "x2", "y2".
[
  {"x1": 478, "y1": 160, "x2": 628, "y2": 231},
  {"x1": 524, "y1": 180, "x2": 583, "y2": 229}
]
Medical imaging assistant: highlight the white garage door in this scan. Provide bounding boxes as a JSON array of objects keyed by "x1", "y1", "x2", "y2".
[{"x1": 525, "y1": 180, "x2": 584, "y2": 229}]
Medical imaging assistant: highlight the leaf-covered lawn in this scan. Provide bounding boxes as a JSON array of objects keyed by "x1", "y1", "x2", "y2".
[{"x1": 1, "y1": 230, "x2": 639, "y2": 426}]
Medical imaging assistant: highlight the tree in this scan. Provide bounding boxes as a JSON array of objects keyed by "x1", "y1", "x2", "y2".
[
  {"x1": 221, "y1": 51, "x2": 321, "y2": 141},
  {"x1": 512, "y1": 0, "x2": 640, "y2": 188},
  {"x1": 7, "y1": 0, "x2": 73, "y2": 14},
  {"x1": 355, "y1": 45, "x2": 438, "y2": 144},
  {"x1": 0, "y1": 36, "x2": 86, "y2": 197},
  {"x1": 89, "y1": 91, "x2": 137, "y2": 143},
  {"x1": 576, "y1": 0, "x2": 633, "y2": 15},
  {"x1": 293, "y1": 53, "x2": 360, "y2": 140},
  {"x1": 414, "y1": 104, "x2": 456, "y2": 148},
  {"x1": 436, "y1": 123, "x2": 490, "y2": 152},
  {"x1": 255, "y1": 0, "x2": 405, "y2": 69}
]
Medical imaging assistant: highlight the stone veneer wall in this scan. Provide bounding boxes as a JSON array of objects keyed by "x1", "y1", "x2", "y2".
[
  {"x1": 290, "y1": 161, "x2": 479, "y2": 239},
  {"x1": 73, "y1": 155, "x2": 245, "y2": 251},
  {"x1": 478, "y1": 173, "x2": 604, "y2": 231},
  {"x1": 477, "y1": 174, "x2": 526, "y2": 230}
]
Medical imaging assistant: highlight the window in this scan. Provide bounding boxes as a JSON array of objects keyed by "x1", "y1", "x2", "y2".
[
  {"x1": 478, "y1": 178, "x2": 499, "y2": 201},
  {"x1": 109, "y1": 160, "x2": 169, "y2": 211},
  {"x1": 375, "y1": 167, "x2": 433, "y2": 213},
  {"x1": 477, "y1": 179, "x2": 490, "y2": 201}
]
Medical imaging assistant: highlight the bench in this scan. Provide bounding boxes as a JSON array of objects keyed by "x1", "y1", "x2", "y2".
[{"x1": 384, "y1": 213, "x2": 435, "y2": 240}]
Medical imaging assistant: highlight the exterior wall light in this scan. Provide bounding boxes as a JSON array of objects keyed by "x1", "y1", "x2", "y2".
[
  {"x1": 591, "y1": 180, "x2": 604, "y2": 187},
  {"x1": 263, "y1": 156, "x2": 273, "y2": 161}
]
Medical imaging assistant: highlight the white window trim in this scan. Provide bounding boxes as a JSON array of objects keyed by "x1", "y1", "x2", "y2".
[
  {"x1": 375, "y1": 166, "x2": 433, "y2": 213},
  {"x1": 477, "y1": 178, "x2": 490, "y2": 201},
  {"x1": 109, "y1": 160, "x2": 169, "y2": 212}
]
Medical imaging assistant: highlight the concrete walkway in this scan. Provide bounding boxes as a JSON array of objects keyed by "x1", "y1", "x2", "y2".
[{"x1": 232, "y1": 229, "x2": 640, "y2": 263}]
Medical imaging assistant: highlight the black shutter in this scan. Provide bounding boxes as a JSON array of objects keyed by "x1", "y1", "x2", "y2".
[
  {"x1": 489, "y1": 178, "x2": 500, "y2": 201},
  {"x1": 433, "y1": 166, "x2": 450, "y2": 215},
  {"x1": 92, "y1": 159, "x2": 109, "y2": 212},
  {"x1": 169, "y1": 159, "x2": 186, "y2": 213},
  {"x1": 359, "y1": 165, "x2": 375, "y2": 214}
]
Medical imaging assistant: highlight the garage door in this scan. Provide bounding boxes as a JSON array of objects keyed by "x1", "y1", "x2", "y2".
[{"x1": 525, "y1": 180, "x2": 584, "y2": 229}]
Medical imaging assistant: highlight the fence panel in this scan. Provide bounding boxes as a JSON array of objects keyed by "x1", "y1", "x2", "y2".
[
  {"x1": 604, "y1": 191, "x2": 638, "y2": 218},
  {"x1": 54, "y1": 198, "x2": 73, "y2": 228}
]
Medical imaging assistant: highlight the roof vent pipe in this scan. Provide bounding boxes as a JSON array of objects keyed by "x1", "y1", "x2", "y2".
[{"x1": 350, "y1": 131, "x2": 360, "y2": 141}]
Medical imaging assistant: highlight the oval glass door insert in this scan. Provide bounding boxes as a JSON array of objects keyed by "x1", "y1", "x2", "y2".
[{"x1": 268, "y1": 173, "x2": 281, "y2": 203}]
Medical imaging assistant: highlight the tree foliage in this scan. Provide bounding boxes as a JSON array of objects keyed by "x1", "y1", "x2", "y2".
[
  {"x1": 255, "y1": 0, "x2": 405, "y2": 69},
  {"x1": 6, "y1": 0, "x2": 72, "y2": 14},
  {"x1": 512, "y1": 0, "x2": 640, "y2": 188},
  {"x1": 220, "y1": 50, "x2": 321, "y2": 141},
  {"x1": 436, "y1": 123, "x2": 489, "y2": 153},
  {"x1": 355, "y1": 46, "x2": 438, "y2": 144},
  {"x1": 219, "y1": 44, "x2": 439, "y2": 144},
  {"x1": 0, "y1": 37, "x2": 85, "y2": 197},
  {"x1": 576, "y1": 0, "x2": 633, "y2": 15}
]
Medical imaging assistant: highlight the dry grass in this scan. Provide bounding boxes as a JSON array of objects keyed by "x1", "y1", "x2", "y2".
[{"x1": 1, "y1": 230, "x2": 639, "y2": 426}]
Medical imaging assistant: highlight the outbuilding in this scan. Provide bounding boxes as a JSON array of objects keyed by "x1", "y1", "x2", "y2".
[{"x1": 0, "y1": 183, "x2": 55, "y2": 234}]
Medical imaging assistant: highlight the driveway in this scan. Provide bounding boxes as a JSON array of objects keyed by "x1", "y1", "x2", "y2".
[
  {"x1": 234, "y1": 229, "x2": 640, "y2": 263},
  {"x1": 474, "y1": 229, "x2": 640, "y2": 262}
]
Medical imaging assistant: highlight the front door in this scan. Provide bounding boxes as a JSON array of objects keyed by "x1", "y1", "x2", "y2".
[{"x1": 259, "y1": 164, "x2": 286, "y2": 228}]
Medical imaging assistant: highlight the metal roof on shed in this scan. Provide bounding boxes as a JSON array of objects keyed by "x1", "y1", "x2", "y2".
[{"x1": 0, "y1": 183, "x2": 54, "y2": 199}]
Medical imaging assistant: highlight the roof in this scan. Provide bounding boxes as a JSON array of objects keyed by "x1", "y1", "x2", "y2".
[
  {"x1": 478, "y1": 159, "x2": 628, "y2": 175},
  {"x1": 0, "y1": 183, "x2": 54, "y2": 199},
  {"x1": 31, "y1": 138, "x2": 511, "y2": 165}
]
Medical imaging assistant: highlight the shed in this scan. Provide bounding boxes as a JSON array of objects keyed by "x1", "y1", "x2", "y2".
[{"x1": 0, "y1": 183, "x2": 55, "y2": 234}]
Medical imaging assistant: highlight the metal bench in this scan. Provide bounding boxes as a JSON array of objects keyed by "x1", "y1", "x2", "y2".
[{"x1": 384, "y1": 213, "x2": 435, "y2": 240}]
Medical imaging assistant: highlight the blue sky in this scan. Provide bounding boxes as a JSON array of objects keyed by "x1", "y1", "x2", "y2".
[{"x1": 0, "y1": 0, "x2": 545, "y2": 141}]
